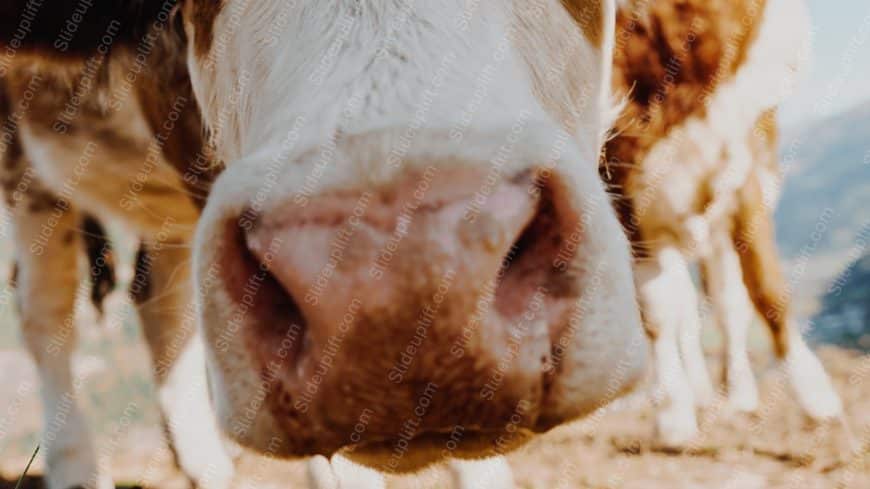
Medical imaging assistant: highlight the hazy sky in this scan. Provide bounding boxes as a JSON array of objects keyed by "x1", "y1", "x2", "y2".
[{"x1": 780, "y1": 0, "x2": 870, "y2": 127}]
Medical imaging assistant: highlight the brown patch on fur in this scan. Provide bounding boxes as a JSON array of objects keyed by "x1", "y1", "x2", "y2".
[
  {"x1": 603, "y1": 0, "x2": 768, "y2": 249},
  {"x1": 186, "y1": 0, "x2": 225, "y2": 59},
  {"x1": 134, "y1": 22, "x2": 219, "y2": 209},
  {"x1": 732, "y1": 110, "x2": 788, "y2": 357},
  {"x1": 731, "y1": 170, "x2": 789, "y2": 358},
  {"x1": 561, "y1": 0, "x2": 605, "y2": 47}
]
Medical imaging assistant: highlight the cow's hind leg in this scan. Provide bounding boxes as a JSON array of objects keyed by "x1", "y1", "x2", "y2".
[
  {"x1": 638, "y1": 247, "x2": 699, "y2": 446},
  {"x1": 700, "y1": 233, "x2": 759, "y2": 412},
  {"x1": 132, "y1": 244, "x2": 234, "y2": 488},
  {"x1": 676, "y1": 279, "x2": 715, "y2": 408},
  {"x1": 11, "y1": 193, "x2": 108, "y2": 489},
  {"x1": 732, "y1": 175, "x2": 842, "y2": 420}
]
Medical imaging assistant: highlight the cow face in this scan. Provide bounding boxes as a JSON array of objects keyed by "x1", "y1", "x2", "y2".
[{"x1": 181, "y1": 0, "x2": 645, "y2": 469}]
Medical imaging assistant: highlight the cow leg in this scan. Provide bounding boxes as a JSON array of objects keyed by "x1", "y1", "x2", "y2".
[
  {"x1": 306, "y1": 455, "x2": 385, "y2": 489},
  {"x1": 676, "y1": 279, "x2": 715, "y2": 408},
  {"x1": 11, "y1": 197, "x2": 109, "y2": 489},
  {"x1": 732, "y1": 178, "x2": 842, "y2": 420},
  {"x1": 132, "y1": 244, "x2": 234, "y2": 488},
  {"x1": 448, "y1": 457, "x2": 515, "y2": 489},
  {"x1": 637, "y1": 247, "x2": 698, "y2": 445},
  {"x1": 700, "y1": 234, "x2": 758, "y2": 412}
]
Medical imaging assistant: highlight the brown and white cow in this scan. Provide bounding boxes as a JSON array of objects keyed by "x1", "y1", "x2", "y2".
[
  {"x1": 1, "y1": 1, "x2": 647, "y2": 488},
  {"x1": 424, "y1": 0, "x2": 844, "y2": 479},
  {"x1": 605, "y1": 0, "x2": 842, "y2": 445}
]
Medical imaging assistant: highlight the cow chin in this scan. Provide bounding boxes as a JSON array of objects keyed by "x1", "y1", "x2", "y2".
[{"x1": 193, "y1": 128, "x2": 647, "y2": 465}]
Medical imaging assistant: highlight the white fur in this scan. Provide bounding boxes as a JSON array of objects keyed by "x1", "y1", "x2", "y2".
[
  {"x1": 307, "y1": 455, "x2": 386, "y2": 489},
  {"x1": 636, "y1": 247, "x2": 699, "y2": 446},
  {"x1": 155, "y1": 334, "x2": 235, "y2": 488},
  {"x1": 784, "y1": 327, "x2": 843, "y2": 420},
  {"x1": 189, "y1": 1, "x2": 555, "y2": 165},
  {"x1": 449, "y1": 457, "x2": 515, "y2": 489},
  {"x1": 704, "y1": 236, "x2": 759, "y2": 412},
  {"x1": 678, "y1": 288, "x2": 716, "y2": 408}
]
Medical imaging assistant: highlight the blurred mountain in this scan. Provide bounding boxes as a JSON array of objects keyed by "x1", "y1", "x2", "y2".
[
  {"x1": 811, "y1": 252, "x2": 870, "y2": 351},
  {"x1": 775, "y1": 101, "x2": 870, "y2": 347},
  {"x1": 776, "y1": 101, "x2": 870, "y2": 258}
]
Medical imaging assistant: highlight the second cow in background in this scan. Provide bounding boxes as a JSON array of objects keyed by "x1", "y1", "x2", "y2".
[{"x1": 604, "y1": 0, "x2": 842, "y2": 445}]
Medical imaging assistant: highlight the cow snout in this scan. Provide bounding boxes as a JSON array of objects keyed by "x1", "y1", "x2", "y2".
[
  {"x1": 197, "y1": 135, "x2": 646, "y2": 469},
  {"x1": 244, "y1": 167, "x2": 540, "y2": 327}
]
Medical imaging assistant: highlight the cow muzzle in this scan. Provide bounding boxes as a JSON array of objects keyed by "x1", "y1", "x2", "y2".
[{"x1": 195, "y1": 134, "x2": 646, "y2": 470}]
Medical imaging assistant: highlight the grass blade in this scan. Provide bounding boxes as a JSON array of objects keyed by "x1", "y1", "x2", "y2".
[{"x1": 14, "y1": 444, "x2": 39, "y2": 489}]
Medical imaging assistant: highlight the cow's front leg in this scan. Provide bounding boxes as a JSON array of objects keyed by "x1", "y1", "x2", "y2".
[
  {"x1": 637, "y1": 247, "x2": 699, "y2": 446},
  {"x1": 700, "y1": 235, "x2": 759, "y2": 413},
  {"x1": 132, "y1": 244, "x2": 234, "y2": 489},
  {"x1": 11, "y1": 195, "x2": 108, "y2": 489}
]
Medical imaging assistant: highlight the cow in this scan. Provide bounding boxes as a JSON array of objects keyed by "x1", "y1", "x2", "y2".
[
  {"x1": 604, "y1": 0, "x2": 842, "y2": 445},
  {"x1": 1, "y1": 1, "x2": 647, "y2": 488},
  {"x1": 424, "y1": 0, "x2": 847, "y2": 483}
]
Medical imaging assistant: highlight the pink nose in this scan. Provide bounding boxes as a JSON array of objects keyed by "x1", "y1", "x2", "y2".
[
  {"x1": 245, "y1": 167, "x2": 538, "y2": 324},
  {"x1": 226, "y1": 166, "x2": 586, "y2": 455}
]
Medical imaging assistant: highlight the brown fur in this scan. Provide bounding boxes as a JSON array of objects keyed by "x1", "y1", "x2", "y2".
[
  {"x1": 561, "y1": 0, "x2": 605, "y2": 47},
  {"x1": 133, "y1": 22, "x2": 219, "y2": 209},
  {"x1": 604, "y1": 0, "x2": 767, "y2": 250},
  {"x1": 732, "y1": 111, "x2": 789, "y2": 357},
  {"x1": 186, "y1": 0, "x2": 225, "y2": 59}
]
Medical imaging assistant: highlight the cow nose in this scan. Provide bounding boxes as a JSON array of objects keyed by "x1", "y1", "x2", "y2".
[
  {"x1": 244, "y1": 168, "x2": 539, "y2": 321},
  {"x1": 225, "y1": 165, "x2": 591, "y2": 454}
]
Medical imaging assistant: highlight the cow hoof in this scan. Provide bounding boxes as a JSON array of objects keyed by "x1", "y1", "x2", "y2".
[
  {"x1": 785, "y1": 336, "x2": 842, "y2": 420},
  {"x1": 656, "y1": 406, "x2": 698, "y2": 447},
  {"x1": 725, "y1": 363, "x2": 759, "y2": 414},
  {"x1": 726, "y1": 384, "x2": 759, "y2": 414}
]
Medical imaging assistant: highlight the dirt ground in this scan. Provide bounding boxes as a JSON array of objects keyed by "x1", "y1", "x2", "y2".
[{"x1": 1, "y1": 344, "x2": 868, "y2": 489}]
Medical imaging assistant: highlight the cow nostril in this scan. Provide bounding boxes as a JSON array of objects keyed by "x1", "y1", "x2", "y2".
[
  {"x1": 494, "y1": 180, "x2": 580, "y2": 320},
  {"x1": 220, "y1": 220, "x2": 308, "y2": 371}
]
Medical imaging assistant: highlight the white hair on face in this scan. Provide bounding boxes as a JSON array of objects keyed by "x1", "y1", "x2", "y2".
[
  {"x1": 188, "y1": 0, "x2": 566, "y2": 165},
  {"x1": 187, "y1": 0, "x2": 622, "y2": 169}
]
